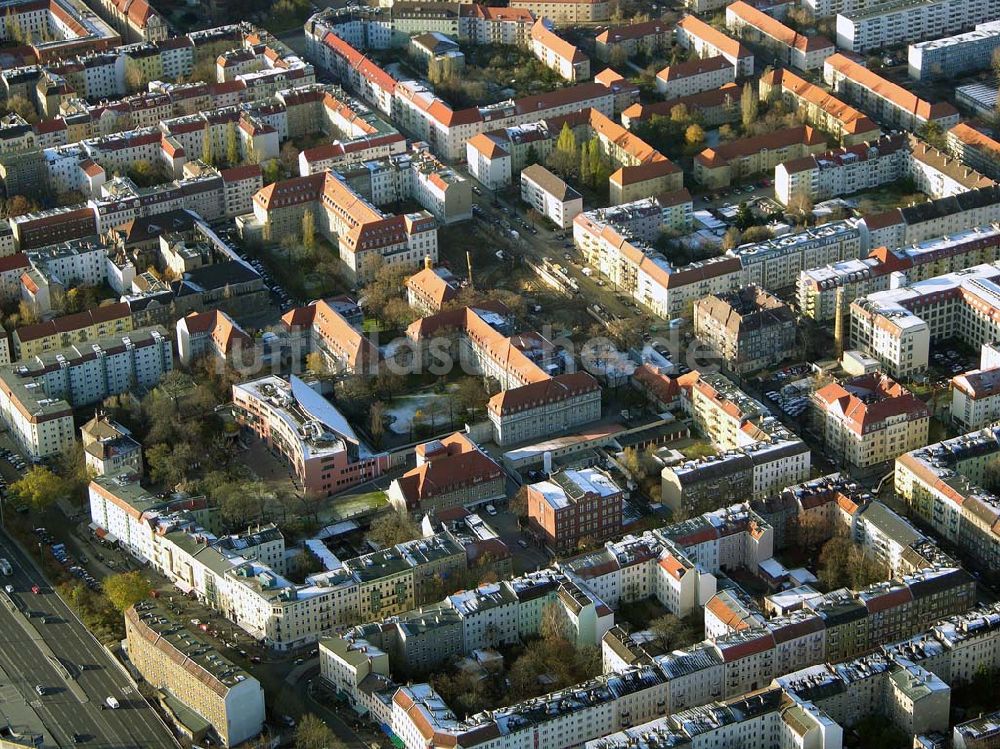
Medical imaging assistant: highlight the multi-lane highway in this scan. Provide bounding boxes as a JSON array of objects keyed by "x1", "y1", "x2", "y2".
[{"x1": 0, "y1": 530, "x2": 176, "y2": 749}]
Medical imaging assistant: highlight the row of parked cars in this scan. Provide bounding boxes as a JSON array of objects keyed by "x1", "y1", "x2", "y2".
[
  {"x1": 35, "y1": 528, "x2": 100, "y2": 591},
  {"x1": 766, "y1": 389, "x2": 810, "y2": 418}
]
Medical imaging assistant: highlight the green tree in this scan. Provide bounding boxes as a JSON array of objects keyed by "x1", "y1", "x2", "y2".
[
  {"x1": 103, "y1": 571, "x2": 149, "y2": 612},
  {"x1": 740, "y1": 82, "x2": 758, "y2": 132},
  {"x1": 579, "y1": 139, "x2": 592, "y2": 187},
  {"x1": 524, "y1": 144, "x2": 540, "y2": 167},
  {"x1": 225, "y1": 121, "x2": 239, "y2": 166},
  {"x1": 11, "y1": 466, "x2": 67, "y2": 511},
  {"x1": 296, "y1": 714, "x2": 343, "y2": 749},
  {"x1": 368, "y1": 510, "x2": 420, "y2": 547},
  {"x1": 734, "y1": 201, "x2": 754, "y2": 230},
  {"x1": 146, "y1": 441, "x2": 195, "y2": 488},
  {"x1": 5, "y1": 94, "x2": 37, "y2": 124},
  {"x1": 302, "y1": 210, "x2": 315, "y2": 251},
  {"x1": 917, "y1": 120, "x2": 946, "y2": 150},
  {"x1": 685, "y1": 123, "x2": 705, "y2": 149},
  {"x1": 556, "y1": 122, "x2": 577, "y2": 157},
  {"x1": 721, "y1": 226, "x2": 743, "y2": 250},
  {"x1": 201, "y1": 127, "x2": 213, "y2": 166}
]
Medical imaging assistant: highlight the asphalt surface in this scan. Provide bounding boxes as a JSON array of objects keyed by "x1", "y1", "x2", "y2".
[{"x1": 0, "y1": 530, "x2": 176, "y2": 749}]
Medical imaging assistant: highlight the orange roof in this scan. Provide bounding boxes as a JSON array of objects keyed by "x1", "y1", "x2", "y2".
[
  {"x1": 696, "y1": 125, "x2": 823, "y2": 168},
  {"x1": 467, "y1": 132, "x2": 508, "y2": 159},
  {"x1": 405, "y1": 267, "x2": 459, "y2": 308},
  {"x1": 596, "y1": 19, "x2": 670, "y2": 45},
  {"x1": 727, "y1": 1, "x2": 832, "y2": 52},
  {"x1": 531, "y1": 19, "x2": 587, "y2": 63},
  {"x1": 657, "y1": 54, "x2": 731, "y2": 82},
  {"x1": 949, "y1": 122, "x2": 1000, "y2": 156},
  {"x1": 761, "y1": 68, "x2": 878, "y2": 136},
  {"x1": 676, "y1": 15, "x2": 751, "y2": 60},
  {"x1": 814, "y1": 373, "x2": 928, "y2": 435},
  {"x1": 825, "y1": 54, "x2": 958, "y2": 123}
]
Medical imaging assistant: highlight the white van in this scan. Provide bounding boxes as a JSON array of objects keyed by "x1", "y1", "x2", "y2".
[{"x1": 105, "y1": 696, "x2": 120, "y2": 709}]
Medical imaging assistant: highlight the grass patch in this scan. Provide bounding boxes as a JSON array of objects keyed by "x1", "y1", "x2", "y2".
[{"x1": 329, "y1": 490, "x2": 389, "y2": 521}]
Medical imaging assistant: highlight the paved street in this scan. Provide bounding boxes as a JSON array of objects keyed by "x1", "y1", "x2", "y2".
[{"x1": 0, "y1": 530, "x2": 176, "y2": 749}]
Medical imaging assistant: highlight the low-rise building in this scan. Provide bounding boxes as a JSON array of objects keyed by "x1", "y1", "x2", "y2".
[
  {"x1": 530, "y1": 20, "x2": 589, "y2": 81},
  {"x1": 759, "y1": 68, "x2": 881, "y2": 147},
  {"x1": 594, "y1": 19, "x2": 671, "y2": 62},
  {"x1": 655, "y1": 55, "x2": 734, "y2": 99},
  {"x1": 725, "y1": 1, "x2": 835, "y2": 71},
  {"x1": 387, "y1": 432, "x2": 505, "y2": 514},
  {"x1": 674, "y1": 15, "x2": 754, "y2": 77},
  {"x1": 520, "y1": 163, "x2": 583, "y2": 229},
  {"x1": 175, "y1": 309, "x2": 253, "y2": 368},
  {"x1": 694, "y1": 125, "x2": 827, "y2": 188},
  {"x1": 527, "y1": 467, "x2": 623, "y2": 553},
  {"x1": 405, "y1": 262, "x2": 461, "y2": 315},
  {"x1": 80, "y1": 413, "x2": 142, "y2": 476},
  {"x1": 947, "y1": 123, "x2": 1000, "y2": 182},
  {"x1": 824, "y1": 53, "x2": 959, "y2": 133},
  {"x1": 951, "y1": 368, "x2": 1000, "y2": 431},
  {"x1": 509, "y1": 0, "x2": 609, "y2": 23},
  {"x1": 694, "y1": 286, "x2": 796, "y2": 374}
]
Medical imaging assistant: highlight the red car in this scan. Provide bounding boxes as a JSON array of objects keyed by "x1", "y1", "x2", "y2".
[{"x1": 31, "y1": 585, "x2": 40, "y2": 594}]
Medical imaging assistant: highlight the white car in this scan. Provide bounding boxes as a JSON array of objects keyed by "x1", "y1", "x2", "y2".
[
  {"x1": 4, "y1": 585, "x2": 13, "y2": 594},
  {"x1": 105, "y1": 696, "x2": 120, "y2": 709}
]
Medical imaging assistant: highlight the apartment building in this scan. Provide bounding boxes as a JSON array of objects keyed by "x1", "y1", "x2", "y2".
[
  {"x1": 11, "y1": 302, "x2": 133, "y2": 361},
  {"x1": 91, "y1": 474, "x2": 478, "y2": 650},
  {"x1": 530, "y1": 20, "x2": 589, "y2": 81},
  {"x1": 520, "y1": 163, "x2": 583, "y2": 229},
  {"x1": 175, "y1": 309, "x2": 253, "y2": 368},
  {"x1": 661, "y1": 372, "x2": 811, "y2": 514},
  {"x1": 527, "y1": 468, "x2": 624, "y2": 553},
  {"x1": 232, "y1": 375, "x2": 389, "y2": 496},
  {"x1": 387, "y1": 432, "x2": 505, "y2": 514},
  {"x1": 908, "y1": 20, "x2": 1000, "y2": 80},
  {"x1": 594, "y1": 19, "x2": 671, "y2": 61},
  {"x1": 246, "y1": 171, "x2": 438, "y2": 284},
  {"x1": 0, "y1": 326, "x2": 171, "y2": 459},
  {"x1": 947, "y1": 123, "x2": 1000, "y2": 182},
  {"x1": 850, "y1": 262, "x2": 1000, "y2": 377},
  {"x1": 0, "y1": 0, "x2": 121, "y2": 63},
  {"x1": 655, "y1": 56, "x2": 734, "y2": 100},
  {"x1": 836, "y1": 0, "x2": 1000, "y2": 53},
  {"x1": 674, "y1": 16, "x2": 754, "y2": 77},
  {"x1": 280, "y1": 299, "x2": 378, "y2": 375},
  {"x1": 80, "y1": 413, "x2": 142, "y2": 476},
  {"x1": 725, "y1": 1, "x2": 835, "y2": 71},
  {"x1": 729, "y1": 219, "x2": 866, "y2": 291},
  {"x1": 776, "y1": 135, "x2": 909, "y2": 205},
  {"x1": 404, "y1": 263, "x2": 461, "y2": 315},
  {"x1": 621, "y1": 83, "x2": 743, "y2": 129},
  {"x1": 823, "y1": 54, "x2": 960, "y2": 132},
  {"x1": 509, "y1": 0, "x2": 609, "y2": 23},
  {"x1": 862, "y1": 185, "x2": 1000, "y2": 251},
  {"x1": 812, "y1": 373, "x2": 929, "y2": 468},
  {"x1": 693, "y1": 286, "x2": 796, "y2": 374},
  {"x1": 694, "y1": 125, "x2": 827, "y2": 188},
  {"x1": 404, "y1": 304, "x2": 602, "y2": 446},
  {"x1": 896, "y1": 429, "x2": 1000, "y2": 574},
  {"x1": 951, "y1": 368, "x2": 1000, "y2": 431},
  {"x1": 798, "y1": 224, "x2": 1000, "y2": 321},
  {"x1": 467, "y1": 108, "x2": 679, "y2": 204},
  {"x1": 777, "y1": 133, "x2": 992, "y2": 206},
  {"x1": 94, "y1": 0, "x2": 168, "y2": 43},
  {"x1": 125, "y1": 601, "x2": 265, "y2": 747}
]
